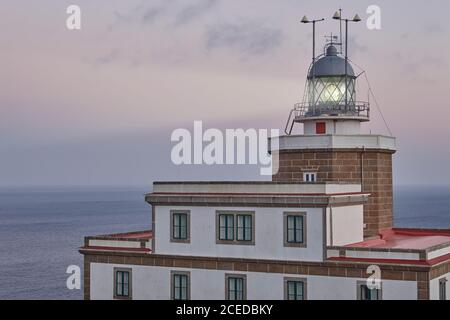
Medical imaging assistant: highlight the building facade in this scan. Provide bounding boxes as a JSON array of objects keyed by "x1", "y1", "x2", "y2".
[{"x1": 81, "y1": 182, "x2": 450, "y2": 300}]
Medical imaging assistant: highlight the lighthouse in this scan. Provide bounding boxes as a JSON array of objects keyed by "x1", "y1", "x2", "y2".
[
  {"x1": 278, "y1": 14, "x2": 396, "y2": 238},
  {"x1": 81, "y1": 11, "x2": 450, "y2": 301}
]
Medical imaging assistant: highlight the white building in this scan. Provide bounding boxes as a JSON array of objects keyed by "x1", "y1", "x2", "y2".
[{"x1": 80, "y1": 20, "x2": 450, "y2": 300}]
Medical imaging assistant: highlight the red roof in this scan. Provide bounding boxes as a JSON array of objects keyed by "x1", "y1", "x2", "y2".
[
  {"x1": 113, "y1": 231, "x2": 152, "y2": 240},
  {"x1": 328, "y1": 253, "x2": 450, "y2": 266},
  {"x1": 347, "y1": 228, "x2": 450, "y2": 250},
  {"x1": 80, "y1": 230, "x2": 153, "y2": 254},
  {"x1": 80, "y1": 246, "x2": 151, "y2": 253},
  {"x1": 98, "y1": 230, "x2": 153, "y2": 240}
]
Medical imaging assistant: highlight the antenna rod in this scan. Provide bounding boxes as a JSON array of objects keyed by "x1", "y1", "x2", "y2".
[
  {"x1": 301, "y1": 16, "x2": 324, "y2": 111},
  {"x1": 312, "y1": 20, "x2": 316, "y2": 110},
  {"x1": 311, "y1": 19, "x2": 325, "y2": 111},
  {"x1": 333, "y1": 10, "x2": 361, "y2": 113},
  {"x1": 339, "y1": 8, "x2": 343, "y2": 54},
  {"x1": 345, "y1": 18, "x2": 348, "y2": 112}
]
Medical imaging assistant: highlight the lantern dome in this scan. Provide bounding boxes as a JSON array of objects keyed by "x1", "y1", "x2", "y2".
[{"x1": 307, "y1": 45, "x2": 355, "y2": 78}]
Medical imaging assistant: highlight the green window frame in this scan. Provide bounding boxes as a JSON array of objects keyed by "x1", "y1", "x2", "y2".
[
  {"x1": 115, "y1": 270, "x2": 130, "y2": 298},
  {"x1": 236, "y1": 214, "x2": 252, "y2": 241},
  {"x1": 227, "y1": 276, "x2": 245, "y2": 300},
  {"x1": 284, "y1": 212, "x2": 307, "y2": 248},
  {"x1": 172, "y1": 273, "x2": 189, "y2": 300},
  {"x1": 439, "y1": 278, "x2": 447, "y2": 300},
  {"x1": 286, "y1": 280, "x2": 305, "y2": 300},
  {"x1": 287, "y1": 215, "x2": 304, "y2": 243},
  {"x1": 359, "y1": 284, "x2": 381, "y2": 300},
  {"x1": 219, "y1": 214, "x2": 235, "y2": 240},
  {"x1": 217, "y1": 212, "x2": 254, "y2": 244},
  {"x1": 173, "y1": 213, "x2": 188, "y2": 240}
]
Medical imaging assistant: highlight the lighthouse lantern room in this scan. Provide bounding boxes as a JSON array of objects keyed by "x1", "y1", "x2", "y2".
[{"x1": 286, "y1": 11, "x2": 369, "y2": 136}]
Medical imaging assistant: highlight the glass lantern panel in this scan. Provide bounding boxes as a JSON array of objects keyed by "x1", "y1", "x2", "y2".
[{"x1": 307, "y1": 76, "x2": 356, "y2": 115}]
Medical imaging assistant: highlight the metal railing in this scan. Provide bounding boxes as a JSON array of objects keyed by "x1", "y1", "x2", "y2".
[
  {"x1": 293, "y1": 101, "x2": 370, "y2": 118},
  {"x1": 285, "y1": 101, "x2": 370, "y2": 135}
]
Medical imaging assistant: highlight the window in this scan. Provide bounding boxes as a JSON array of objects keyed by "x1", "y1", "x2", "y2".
[
  {"x1": 286, "y1": 215, "x2": 304, "y2": 243},
  {"x1": 114, "y1": 268, "x2": 132, "y2": 299},
  {"x1": 216, "y1": 211, "x2": 255, "y2": 245},
  {"x1": 357, "y1": 282, "x2": 381, "y2": 300},
  {"x1": 171, "y1": 272, "x2": 190, "y2": 300},
  {"x1": 284, "y1": 278, "x2": 306, "y2": 300},
  {"x1": 303, "y1": 172, "x2": 316, "y2": 182},
  {"x1": 284, "y1": 212, "x2": 307, "y2": 247},
  {"x1": 226, "y1": 274, "x2": 246, "y2": 300},
  {"x1": 237, "y1": 215, "x2": 252, "y2": 241},
  {"x1": 219, "y1": 214, "x2": 234, "y2": 240},
  {"x1": 316, "y1": 122, "x2": 326, "y2": 134},
  {"x1": 439, "y1": 278, "x2": 447, "y2": 300},
  {"x1": 170, "y1": 210, "x2": 190, "y2": 243},
  {"x1": 173, "y1": 213, "x2": 187, "y2": 239}
]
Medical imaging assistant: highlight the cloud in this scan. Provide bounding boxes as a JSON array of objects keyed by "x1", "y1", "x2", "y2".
[
  {"x1": 174, "y1": 0, "x2": 219, "y2": 26},
  {"x1": 205, "y1": 21, "x2": 283, "y2": 56},
  {"x1": 402, "y1": 55, "x2": 446, "y2": 73},
  {"x1": 423, "y1": 23, "x2": 444, "y2": 35},
  {"x1": 94, "y1": 49, "x2": 121, "y2": 65},
  {"x1": 398, "y1": 54, "x2": 447, "y2": 84},
  {"x1": 110, "y1": 0, "x2": 218, "y2": 28},
  {"x1": 109, "y1": 1, "x2": 171, "y2": 28},
  {"x1": 141, "y1": 5, "x2": 167, "y2": 25},
  {"x1": 347, "y1": 35, "x2": 368, "y2": 56}
]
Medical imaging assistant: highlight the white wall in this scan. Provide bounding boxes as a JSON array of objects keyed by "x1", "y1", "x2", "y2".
[
  {"x1": 327, "y1": 205, "x2": 364, "y2": 246},
  {"x1": 303, "y1": 120, "x2": 361, "y2": 135},
  {"x1": 427, "y1": 246, "x2": 450, "y2": 260},
  {"x1": 153, "y1": 182, "x2": 361, "y2": 194},
  {"x1": 429, "y1": 272, "x2": 450, "y2": 300},
  {"x1": 273, "y1": 134, "x2": 396, "y2": 151},
  {"x1": 90, "y1": 263, "x2": 418, "y2": 300},
  {"x1": 154, "y1": 206, "x2": 325, "y2": 261}
]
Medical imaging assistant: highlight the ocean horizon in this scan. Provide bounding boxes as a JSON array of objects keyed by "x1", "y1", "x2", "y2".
[{"x1": 0, "y1": 185, "x2": 449, "y2": 300}]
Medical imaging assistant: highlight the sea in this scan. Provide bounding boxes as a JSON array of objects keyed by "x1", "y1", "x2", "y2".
[{"x1": 0, "y1": 185, "x2": 449, "y2": 300}]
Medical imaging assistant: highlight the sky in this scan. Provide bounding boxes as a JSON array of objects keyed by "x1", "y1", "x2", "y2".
[{"x1": 1, "y1": 0, "x2": 450, "y2": 186}]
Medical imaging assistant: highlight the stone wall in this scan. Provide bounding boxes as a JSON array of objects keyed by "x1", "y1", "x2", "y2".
[{"x1": 272, "y1": 148, "x2": 395, "y2": 238}]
